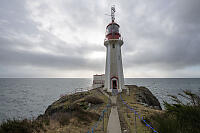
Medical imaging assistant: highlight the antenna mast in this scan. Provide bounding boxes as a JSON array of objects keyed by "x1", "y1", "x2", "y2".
[{"x1": 111, "y1": 5, "x2": 115, "y2": 22}]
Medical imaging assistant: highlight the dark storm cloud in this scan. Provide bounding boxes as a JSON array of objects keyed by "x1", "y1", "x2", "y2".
[
  {"x1": 120, "y1": 0, "x2": 200, "y2": 72},
  {"x1": 0, "y1": 33, "x2": 104, "y2": 70},
  {"x1": 0, "y1": 0, "x2": 200, "y2": 77},
  {"x1": 0, "y1": 0, "x2": 106, "y2": 77},
  {"x1": 0, "y1": 47, "x2": 103, "y2": 70}
]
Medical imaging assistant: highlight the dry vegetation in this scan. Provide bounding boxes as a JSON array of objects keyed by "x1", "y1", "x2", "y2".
[
  {"x1": 117, "y1": 85, "x2": 162, "y2": 133},
  {"x1": 0, "y1": 88, "x2": 111, "y2": 133}
]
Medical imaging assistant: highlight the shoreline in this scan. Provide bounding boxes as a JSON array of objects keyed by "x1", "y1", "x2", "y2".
[{"x1": 0, "y1": 85, "x2": 162, "y2": 132}]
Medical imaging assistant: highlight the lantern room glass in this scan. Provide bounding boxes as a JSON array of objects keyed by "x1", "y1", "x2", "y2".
[{"x1": 106, "y1": 24, "x2": 119, "y2": 34}]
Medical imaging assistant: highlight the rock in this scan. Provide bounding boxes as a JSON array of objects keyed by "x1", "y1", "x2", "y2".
[
  {"x1": 154, "y1": 106, "x2": 161, "y2": 110},
  {"x1": 123, "y1": 129, "x2": 127, "y2": 133},
  {"x1": 125, "y1": 85, "x2": 162, "y2": 110}
]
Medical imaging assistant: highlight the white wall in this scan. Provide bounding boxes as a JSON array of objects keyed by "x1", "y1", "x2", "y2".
[
  {"x1": 93, "y1": 74, "x2": 105, "y2": 89},
  {"x1": 104, "y1": 39, "x2": 125, "y2": 92}
]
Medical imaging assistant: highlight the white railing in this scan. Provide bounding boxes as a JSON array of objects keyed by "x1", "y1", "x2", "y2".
[
  {"x1": 104, "y1": 36, "x2": 123, "y2": 42},
  {"x1": 60, "y1": 86, "x2": 93, "y2": 97}
]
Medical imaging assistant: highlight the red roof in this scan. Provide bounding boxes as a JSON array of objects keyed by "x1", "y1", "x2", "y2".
[{"x1": 106, "y1": 22, "x2": 120, "y2": 28}]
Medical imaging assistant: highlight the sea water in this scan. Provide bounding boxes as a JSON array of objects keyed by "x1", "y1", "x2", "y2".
[{"x1": 0, "y1": 78, "x2": 199, "y2": 123}]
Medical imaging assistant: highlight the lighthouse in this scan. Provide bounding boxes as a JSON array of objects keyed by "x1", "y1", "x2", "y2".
[{"x1": 104, "y1": 6, "x2": 125, "y2": 93}]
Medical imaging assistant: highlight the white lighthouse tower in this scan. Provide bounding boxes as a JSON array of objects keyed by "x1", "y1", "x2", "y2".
[{"x1": 104, "y1": 6, "x2": 125, "y2": 93}]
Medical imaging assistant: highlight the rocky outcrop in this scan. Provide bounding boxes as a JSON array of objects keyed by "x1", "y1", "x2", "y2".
[
  {"x1": 36, "y1": 88, "x2": 107, "y2": 132},
  {"x1": 125, "y1": 85, "x2": 162, "y2": 110}
]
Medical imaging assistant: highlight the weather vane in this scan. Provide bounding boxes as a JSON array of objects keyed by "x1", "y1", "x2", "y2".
[{"x1": 111, "y1": 5, "x2": 115, "y2": 22}]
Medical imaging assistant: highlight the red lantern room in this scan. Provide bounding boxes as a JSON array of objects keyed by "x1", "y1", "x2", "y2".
[
  {"x1": 106, "y1": 22, "x2": 121, "y2": 40},
  {"x1": 105, "y1": 6, "x2": 121, "y2": 40}
]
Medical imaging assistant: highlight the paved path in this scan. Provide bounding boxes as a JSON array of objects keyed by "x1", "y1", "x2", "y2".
[
  {"x1": 110, "y1": 96, "x2": 117, "y2": 105},
  {"x1": 107, "y1": 96, "x2": 121, "y2": 133}
]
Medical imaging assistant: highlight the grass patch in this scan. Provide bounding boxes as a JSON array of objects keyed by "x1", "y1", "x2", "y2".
[
  {"x1": 84, "y1": 96, "x2": 104, "y2": 104},
  {"x1": 51, "y1": 112, "x2": 71, "y2": 126},
  {"x1": 118, "y1": 86, "x2": 161, "y2": 133}
]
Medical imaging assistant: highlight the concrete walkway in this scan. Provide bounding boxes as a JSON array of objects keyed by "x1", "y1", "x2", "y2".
[{"x1": 107, "y1": 96, "x2": 121, "y2": 133}]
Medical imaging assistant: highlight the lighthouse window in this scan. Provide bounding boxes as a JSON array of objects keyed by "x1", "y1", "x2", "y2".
[
  {"x1": 113, "y1": 44, "x2": 115, "y2": 48},
  {"x1": 113, "y1": 25, "x2": 119, "y2": 33},
  {"x1": 107, "y1": 25, "x2": 112, "y2": 34},
  {"x1": 107, "y1": 24, "x2": 119, "y2": 34}
]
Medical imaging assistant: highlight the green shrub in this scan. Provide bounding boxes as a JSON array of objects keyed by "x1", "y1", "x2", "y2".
[
  {"x1": 0, "y1": 119, "x2": 44, "y2": 133},
  {"x1": 148, "y1": 90, "x2": 200, "y2": 133},
  {"x1": 79, "y1": 102, "x2": 89, "y2": 110}
]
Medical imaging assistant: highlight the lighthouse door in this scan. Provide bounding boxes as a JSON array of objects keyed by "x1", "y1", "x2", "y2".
[
  {"x1": 113, "y1": 80, "x2": 117, "y2": 89},
  {"x1": 111, "y1": 77, "x2": 118, "y2": 90}
]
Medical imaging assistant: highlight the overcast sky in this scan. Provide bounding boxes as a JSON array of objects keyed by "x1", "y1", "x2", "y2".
[{"x1": 0, "y1": 0, "x2": 200, "y2": 78}]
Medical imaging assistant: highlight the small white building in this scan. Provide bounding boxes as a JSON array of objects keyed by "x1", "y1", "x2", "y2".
[{"x1": 92, "y1": 74, "x2": 105, "y2": 88}]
